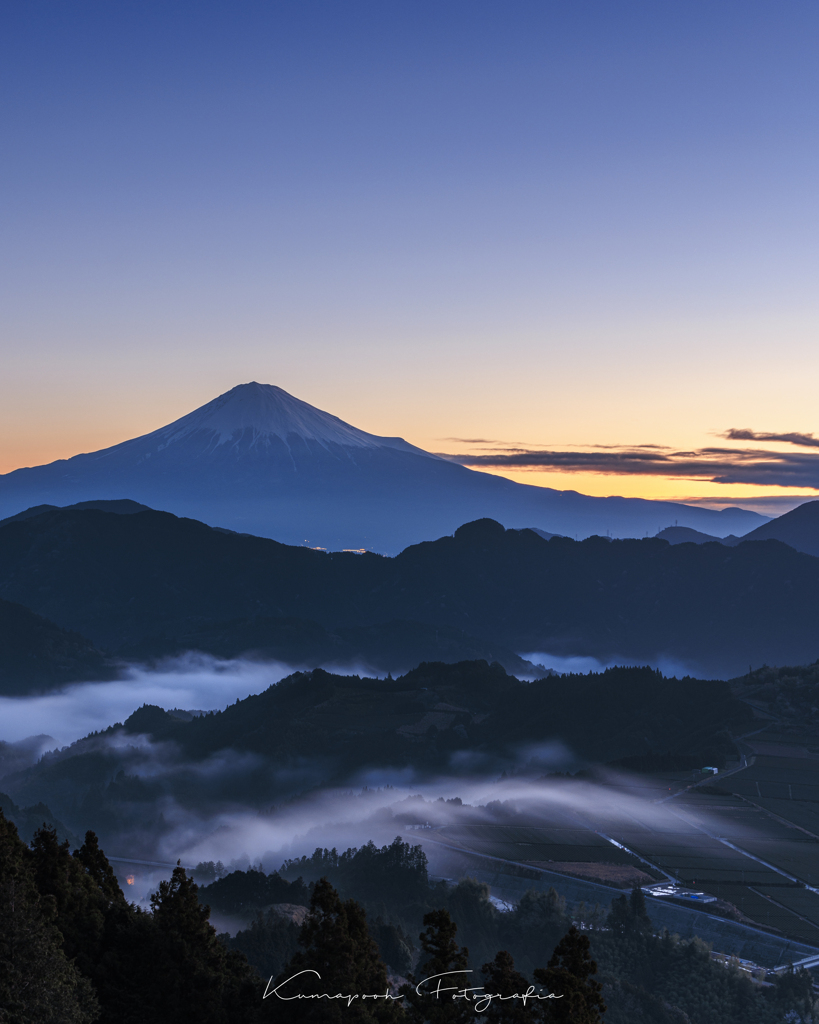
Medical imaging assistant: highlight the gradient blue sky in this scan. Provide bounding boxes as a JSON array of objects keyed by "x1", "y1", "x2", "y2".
[{"x1": 2, "y1": 1, "x2": 818, "y2": 508}]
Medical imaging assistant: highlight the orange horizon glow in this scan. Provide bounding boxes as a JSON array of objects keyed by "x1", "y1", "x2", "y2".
[
  {"x1": 468, "y1": 464, "x2": 819, "y2": 504},
  {"x1": 0, "y1": 436, "x2": 127, "y2": 476},
  {"x1": 3, "y1": 5, "x2": 819, "y2": 530}
]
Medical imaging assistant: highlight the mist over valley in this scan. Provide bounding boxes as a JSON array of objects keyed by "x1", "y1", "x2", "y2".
[
  {"x1": 4, "y1": 469, "x2": 819, "y2": 1016},
  {"x1": 7, "y1": 5, "x2": 819, "y2": 1016}
]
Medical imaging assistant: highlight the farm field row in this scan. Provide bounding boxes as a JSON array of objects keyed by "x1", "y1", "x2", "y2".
[{"x1": 434, "y1": 748, "x2": 819, "y2": 944}]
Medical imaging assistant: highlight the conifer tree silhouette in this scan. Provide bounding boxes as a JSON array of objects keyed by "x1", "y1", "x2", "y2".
[
  {"x1": 0, "y1": 812, "x2": 97, "y2": 1022},
  {"x1": 402, "y1": 907, "x2": 472, "y2": 1023},
  {"x1": 269, "y1": 876, "x2": 401, "y2": 1022},
  {"x1": 480, "y1": 948, "x2": 537, "y2": 1023},
  {"x1": 147, "y1": 862, "x2": 260, "y2": 1023},
  {"x1": 534, "y1": 925, "x2": 606, "y2": 1023}
]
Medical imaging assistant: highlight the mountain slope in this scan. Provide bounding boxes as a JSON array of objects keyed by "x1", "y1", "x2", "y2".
[
  {"x1": 0, "y1": 498, "x2": 152, "y2": 528},
  {"x1": 656, "y1": 526, "x2": 728, "y2": 545},
  {"x1": 0, "y1": 382, "x2": 767, "y2": 551},
  {"x1": 0, "y1": 597, "x2": 111, "y2": 695},
  {"x1": 738, "y1": 500, "x2": 819, "y2": 557},
  {"x1": 121, "y1": 616, "x2": 538, "y2": 678},
  {"x1": 0, "y1": 506, "x2": 817, "y2": 676},
  {"x1": 656, "y1": 502, "x2": 819, "y2": 556}
]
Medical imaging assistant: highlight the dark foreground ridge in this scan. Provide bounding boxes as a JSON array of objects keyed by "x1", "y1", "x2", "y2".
[
  {"x1": 0, "y1": 596, "x2": 111, "y2": 694},
  {"x1": 1, "y1": 505, "x2": 819, "y2": 679}
]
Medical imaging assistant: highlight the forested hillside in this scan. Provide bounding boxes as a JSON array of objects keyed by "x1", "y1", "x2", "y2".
[
  {"x1": 0, "y1": 596, "x2": 111, "y2": 695},
  {"x1": 2, "y1": 661, "x2": 750, "y2": 852},
  {"x1": 2, "y1": 814, "x2": 815, "y2": 1023},
  {"x1": 2, "y1": 507, "x2": 819, "y2": 676}
]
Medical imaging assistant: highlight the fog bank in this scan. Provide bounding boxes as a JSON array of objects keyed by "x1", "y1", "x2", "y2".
[
  {"x1": 0, "y1": 654, "x2": 299, "y2": 748},
  {"x1": 521, "y1": 651, "x2": 711, "y2": 679}
]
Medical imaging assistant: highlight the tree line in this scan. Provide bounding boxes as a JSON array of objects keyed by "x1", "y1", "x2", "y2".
[{"x1": 2, "y1": 814, "x2": 816, "y2": 1023}]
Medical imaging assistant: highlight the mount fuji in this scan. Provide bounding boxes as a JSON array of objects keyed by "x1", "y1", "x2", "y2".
[{"x1": 0, "y1": 382, "x2": 767, "y2": 551}]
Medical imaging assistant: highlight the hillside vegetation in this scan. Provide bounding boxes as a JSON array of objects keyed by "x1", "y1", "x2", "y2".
[{"x1": 1, "y1": 507, "x2": 818, "y2": 677}]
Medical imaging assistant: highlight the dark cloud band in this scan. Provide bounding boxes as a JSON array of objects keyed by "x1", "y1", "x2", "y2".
[
  {"x1": 722, "y1": 428, "x2": 819, "y2": 449},
  {"x1": 439, "y1": 445, "x2": 819, "y2": 489}
]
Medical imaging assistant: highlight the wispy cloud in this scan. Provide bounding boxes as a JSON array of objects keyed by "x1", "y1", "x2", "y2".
[
  {"x1": 722, "y1": 428, "x2": 819, "y2": 449},
  {"x1": 439, "y1": 437, "x2": 500, "y2": 445},
  {"x1": 438, "y1": 434, "x2": 819, "y2": 490}
]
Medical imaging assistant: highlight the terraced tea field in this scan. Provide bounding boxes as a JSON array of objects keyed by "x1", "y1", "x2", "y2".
[
  {"x1": 424, "y1": 744, "x2": 819, "y2": 946},
  {"x1": 430, "y1": 822, "x2": 640, "y2": 867}
]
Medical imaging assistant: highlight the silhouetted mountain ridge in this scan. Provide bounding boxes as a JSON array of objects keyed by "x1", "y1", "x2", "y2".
[
  {"x1": 0, "y1": 498, "x2": 152, "y2": 528},
  {"x1": 1, "y1": 506, "x2": 818, "y2": 677},
  {"x1": 741, "y1": 499, "x2": 819, "y2": 556},
  {"x1": 122, "y1": 615, "x2": 538, "y2": 677},
  {"x1": 656, "y1": 500, "x2": 819, "y2": 557}
]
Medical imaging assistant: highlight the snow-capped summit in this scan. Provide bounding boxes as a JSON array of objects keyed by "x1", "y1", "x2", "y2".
[
  {"x1": 0, "y1": 382, "x2": 769, "y2": 552},
  {"x1": 143, "y1": 382, "x2": 432, "y2": 456}
]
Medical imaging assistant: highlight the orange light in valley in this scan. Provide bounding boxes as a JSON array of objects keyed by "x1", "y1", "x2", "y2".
[{"x1": 126, "y1": 875, "x2": 135, "y2": 886}]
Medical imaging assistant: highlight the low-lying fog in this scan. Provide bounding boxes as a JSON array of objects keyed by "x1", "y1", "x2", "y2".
[
  {"x1": 112, "y1": 772, "x2": 755, "y2": 916},
  {"x1": 2, "y1": 649, "x2": 710, "y2": 757},
  {"x1": 0, "y1": 651, "x2": 764, "y2": 916},
  {"x1": 0, "y1": 654, "x2": 307, "y2": 749},
  {"x1": 523, "y1": 651, "x2": 707, "y2": 679}
]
